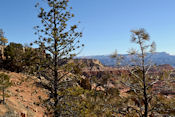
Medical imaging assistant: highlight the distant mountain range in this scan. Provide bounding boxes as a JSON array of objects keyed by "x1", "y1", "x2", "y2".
[{"x1": 78, "y1": 52, "x2": 175, "y2": 67}]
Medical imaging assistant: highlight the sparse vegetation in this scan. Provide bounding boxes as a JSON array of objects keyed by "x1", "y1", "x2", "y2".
[
  {"x1": 0, "y1": 73, "x2": 11, "y2": 104},
  {"x1": 0, "y1": 1, "x2": 174, "y2": 117}
]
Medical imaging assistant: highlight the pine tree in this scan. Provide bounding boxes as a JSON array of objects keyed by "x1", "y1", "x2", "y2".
[
  {"x1": 113, "y1": 29, "x2": 175, "y2": 116},
  {"x1": 112, "y1": 28, "x2": 157, "y2": 116},
  {"x1": 33, "y1": 0, "x2": 83, "y2": 116},
  {"x1": 128, "y1": 28, "x2": 155, "y2": 117},
  {"x1": 4, "y1": 43, "x2": 24, "y2": 72}
]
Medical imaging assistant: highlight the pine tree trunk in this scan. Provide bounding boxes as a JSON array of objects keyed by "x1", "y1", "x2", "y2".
[
  {"x1": 53, "y1": 4, "x2": 59, "y2": 116},
  {"x1": 2, "y1": 86, "x2": 5, "y2": 104},
  {"x1": 142, "y1": 60, "x2": 148, "y2": 117},
  {"x1": 140, "y1": 40, "x2": 148, "y2": 117},
  {"x1": 142, "y1": 58, "x2": 148, "y2": 117},
  {"x1": 143, "y1": 71, "x2": 148, "y2": 117}
]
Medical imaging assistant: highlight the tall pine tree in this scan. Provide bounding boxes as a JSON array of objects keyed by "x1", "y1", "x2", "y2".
[{"x1": 34, "y1": 0, "x2": 83, "y2": 116}]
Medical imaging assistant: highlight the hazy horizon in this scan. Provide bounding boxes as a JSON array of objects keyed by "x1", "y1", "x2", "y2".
[{"x1": 77, "y1": 51, "x2": 175, "y2": 57}]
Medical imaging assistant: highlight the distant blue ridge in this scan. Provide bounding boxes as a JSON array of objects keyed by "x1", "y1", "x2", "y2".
[{"x1": 77, "y1": 52, "x2": 175, "y2": 67}]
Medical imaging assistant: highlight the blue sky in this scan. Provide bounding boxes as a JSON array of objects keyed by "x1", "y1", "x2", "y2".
[{"x1": 0, "y1": 0, "x2": 175, "y2": 56}]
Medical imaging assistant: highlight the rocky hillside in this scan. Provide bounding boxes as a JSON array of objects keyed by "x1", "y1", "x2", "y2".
[
  {"x1": 0, "y1": 71, "x2": 47, "y2": 117},
  {"x1": 0, "y1": 60, "x2": 174, "y2": 117}
]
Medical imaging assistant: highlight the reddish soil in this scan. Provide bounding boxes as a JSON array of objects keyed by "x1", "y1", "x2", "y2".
[{"x1": 0, "y1": 71, "x2": 48, "y2": 117}]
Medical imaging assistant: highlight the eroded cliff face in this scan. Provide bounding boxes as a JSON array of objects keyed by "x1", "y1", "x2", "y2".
[
  {"x1": 71, "y1": 59, "x2": 127, "y2": 78},
  {"x1": 71, "y1": 59, "x2": 105, "y2": 71},
  {"x1": 77, "y1": 59, "x2": 175, "y2": 96},
  {"x1": 79, "y1": 59, "x2": 174, "y2": 79}
]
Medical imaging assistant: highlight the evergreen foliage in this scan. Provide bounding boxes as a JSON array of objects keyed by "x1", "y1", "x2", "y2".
[
  {"x1": 33, "y1": 0, "x2": 83, "y2": 116},
  {"x1": 4, "y1": 43, "x2": 24, "y2": 72}
]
